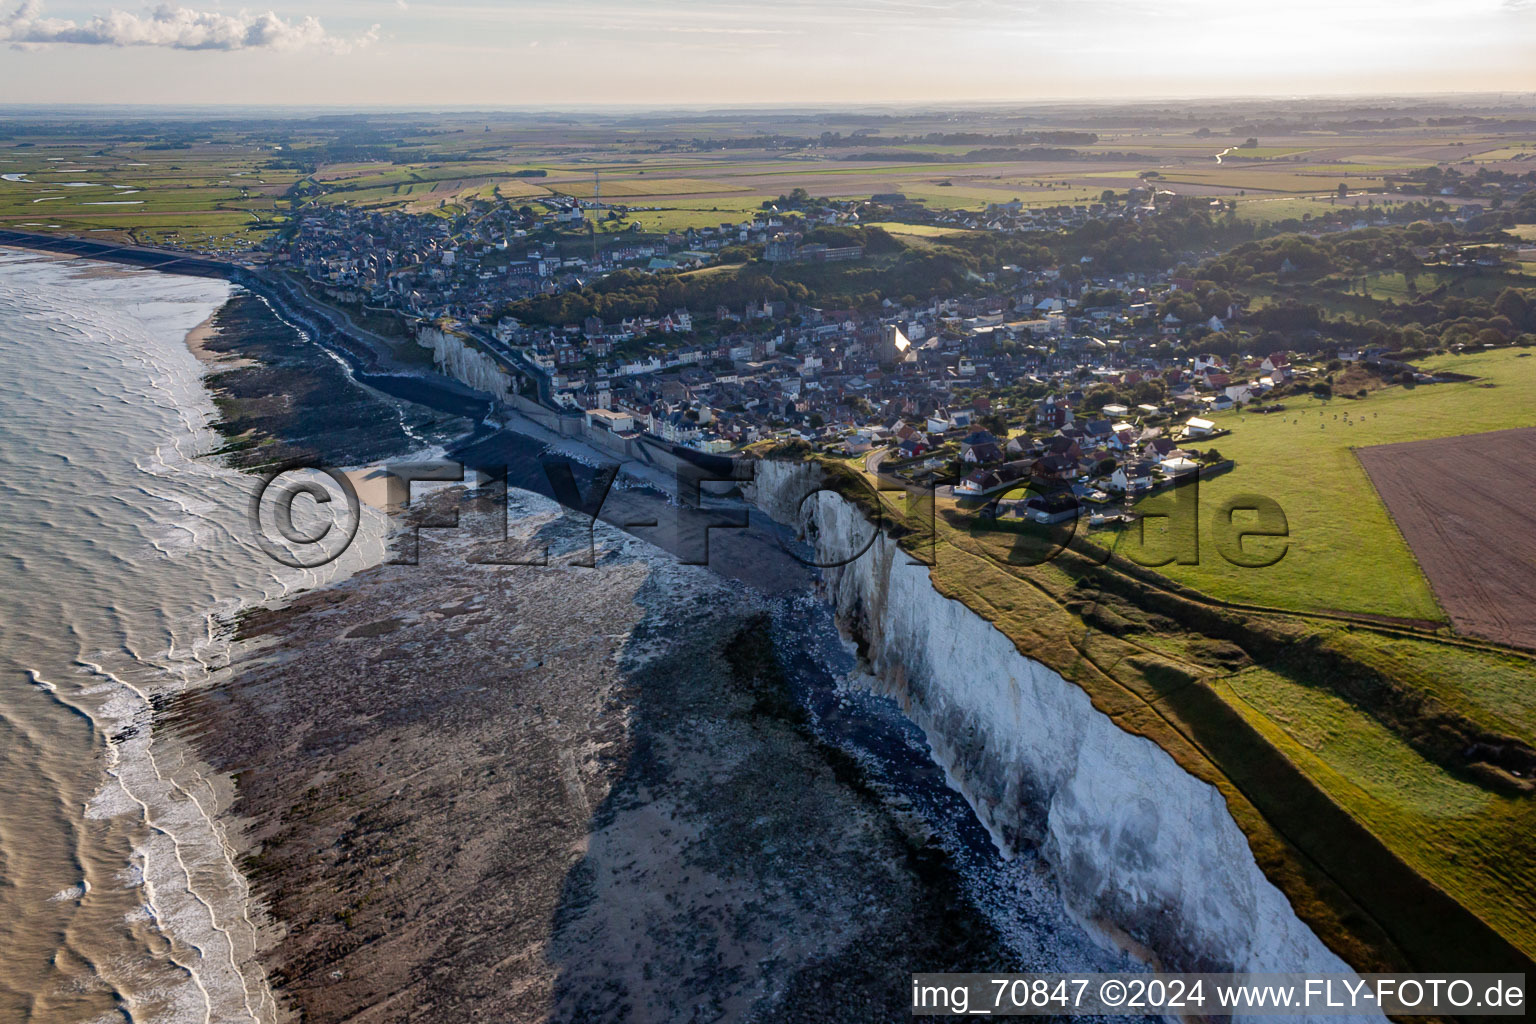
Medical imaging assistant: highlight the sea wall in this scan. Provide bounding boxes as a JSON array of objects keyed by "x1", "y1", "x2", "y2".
[
  {"x1": 416, "y1": 326, "x2": 513, "y2": 401},
  {"x1": 747, "y1": 459, "x2": 1368, "y2": 1001}
]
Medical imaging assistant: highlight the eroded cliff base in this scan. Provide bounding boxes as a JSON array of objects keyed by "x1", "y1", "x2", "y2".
[{"x1": 171, "y1": 491, "x2": 1010, "y2": 1023}]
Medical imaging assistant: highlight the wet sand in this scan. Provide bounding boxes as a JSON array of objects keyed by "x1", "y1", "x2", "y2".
[
  {"x1": 193, "y1": 291, "x2": 483, "y2": 472},
  {"x1": 186, "y1": 310, "x2": 254, "y2": 369}
]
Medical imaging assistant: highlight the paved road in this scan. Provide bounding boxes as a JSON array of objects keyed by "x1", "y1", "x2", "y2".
[
  {"x1": 462, "y1": 324, "x2": 561, "y2": 408},
  {"x1": 0, "y1": 227, "x2": 244, "y2": 278}
]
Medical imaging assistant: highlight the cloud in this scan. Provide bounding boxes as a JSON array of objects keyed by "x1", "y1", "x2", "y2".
[{"x1": 0, "y1": 2, "x2": 379, "y2": 53}]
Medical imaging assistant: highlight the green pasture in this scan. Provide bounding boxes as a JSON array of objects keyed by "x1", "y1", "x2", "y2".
[{"x1": 1135, "y1": 348, "x2": 1536, "y2": 621}]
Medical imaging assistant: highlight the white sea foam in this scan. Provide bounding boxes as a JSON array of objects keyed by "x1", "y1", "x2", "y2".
[{"x1": 0, "y1": 248, "x2": 389, "y2": 1024}]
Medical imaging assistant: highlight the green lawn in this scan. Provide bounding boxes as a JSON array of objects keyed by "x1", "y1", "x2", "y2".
[
  {"x1": 1341, "y1": 630, "x2": 1536, "y2": 740},
  {"x1": 1232, "y1": 195, "x2": 1373, "y2": 223},
  {"x1": 1221, "y1": 662, "x2": 1536, "y2": 954},
  {"x1": 616, "y1": 198, "x2": 766, "y2": 232},
  {"x1": 862, "y1": 221, "x2": 982, "y2": 238},
  {"x1": 1138, "y1": 348, "x2": 1536, "y2": 621},
  {"x1": 1224, "y1": 665, "x2": 1492, "y2": 819},
  {"x1": 1352, "y1": 270, "x2": 1458, "y2": 301}
]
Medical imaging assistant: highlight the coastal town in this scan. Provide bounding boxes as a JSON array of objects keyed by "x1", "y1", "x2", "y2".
[
  {"x1": 3, "y1": 78, "x2": 1536, "y2": 1024},
  {"x1": 275, "y1": 176, "x2": 1533, "y2": 523}
]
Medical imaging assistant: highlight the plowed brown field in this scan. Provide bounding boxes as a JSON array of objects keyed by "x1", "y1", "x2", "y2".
[{"x1": 1357, "y1": 427, "x2": 1536, "y2": 650}]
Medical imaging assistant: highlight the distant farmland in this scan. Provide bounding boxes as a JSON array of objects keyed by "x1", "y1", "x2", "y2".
[{"x1": 551, "y1": 177, "x2": 749, "y2": 198}]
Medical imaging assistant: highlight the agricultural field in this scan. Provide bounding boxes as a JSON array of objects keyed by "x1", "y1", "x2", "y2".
[
  {"x1": 1154, "y1": 167, "x2": 1393, "y2": 194},
  {"x1": 1230, "y1": 196, "x2": 1363, "y2": 224},
  {"x1": 0, "y1": 141, "x2": 291, "y2": 249},
  {"x1": 861, "y1": 221, "x2": 983, "y2": 240},
  {"x1": 551, "y1": 177, "x2": 751, "y2": 199},
  {"x1": 1133, "y1": 347, "x2": 1536, "y2": 623},
  {"x1": 614, "y1": 197, "x2": 773, "y2": 233},
  {"x1": 4, "y1": 110, "x2": 1532, "y2": 249},
  {"x1": 1356, "y1": 427, "x2": 1536, "y2": 649}
]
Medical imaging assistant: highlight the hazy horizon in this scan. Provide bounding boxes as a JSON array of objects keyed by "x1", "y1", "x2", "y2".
[
  {"x1": 2, "y1": 91, "x2": 1535, "y2": 114},
  {"x1": 2, "y1": 1, "x2": 1534, "y2": 107}
]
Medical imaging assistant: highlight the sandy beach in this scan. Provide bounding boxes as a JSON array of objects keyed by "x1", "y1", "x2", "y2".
[{"x1": 185, "y1": 309, "x2": 255, "y2": 368}]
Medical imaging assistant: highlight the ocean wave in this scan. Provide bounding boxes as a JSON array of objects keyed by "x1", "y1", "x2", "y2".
[{"x1": 0, "y1": 251, "x2": 407, "y2": 1024}]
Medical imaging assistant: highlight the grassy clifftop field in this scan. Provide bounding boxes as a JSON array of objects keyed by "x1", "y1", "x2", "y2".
[
  {"x1": 1136, "y1": 347, "x2": 1536, "y2": 621},
  {"x1": 799, "y1": 409, "x2": 1536, "y2": 975}
]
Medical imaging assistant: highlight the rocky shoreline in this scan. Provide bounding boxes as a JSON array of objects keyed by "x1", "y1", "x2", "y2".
[
  {"x1": 192, "y1": 288, "x2": 488, "y2": 472},
  {"x1": 169, "y1": 288, "x2": 1040, "y2": 1021},
  {"x1": 169, "y1": 488, "x2": 1017, "y2": 1022}
]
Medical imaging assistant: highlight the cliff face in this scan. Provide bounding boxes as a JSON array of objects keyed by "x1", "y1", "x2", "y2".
[
  {"x1": 417, "y1": 326, "x2": 511, "y2": 401},
  {"x1": 747, "y1": 459, "x2": 1366, "y2": 997}
]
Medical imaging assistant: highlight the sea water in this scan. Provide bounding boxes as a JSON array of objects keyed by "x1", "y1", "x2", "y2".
[{"x1": 0, "y1": 249, "x2": 384, "y2": 1024}]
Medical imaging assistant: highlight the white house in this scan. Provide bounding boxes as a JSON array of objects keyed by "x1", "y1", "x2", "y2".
[
  {"x1": 1109, "y1": 462, "x2": 1155, "y2": 494},
  {"x1": 586, "y1": 408, "x2": 635, "y2": 432},
  {"x1": 1184, "y1": 416, "x2": 1216, "y2": 438},
  {"x1": 954, "y1": 471, "x2": 991, "y2": 497},
  {"x1": 1224, "y1": 384, "x2": 1256, "y2": 405}
]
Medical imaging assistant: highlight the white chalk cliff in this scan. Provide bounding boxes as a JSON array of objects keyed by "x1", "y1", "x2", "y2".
[
  {"x1": 748, "y1": 459, "x2": 1373, "y2": 1021},
  {"x1": 417, "y1": 326, "x2": 512, "y2": 401}
]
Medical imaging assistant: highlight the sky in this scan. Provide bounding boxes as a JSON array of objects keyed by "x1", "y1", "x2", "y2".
[{"x1": 1, "y1": 0, "x2": 1534, "y2": 107}]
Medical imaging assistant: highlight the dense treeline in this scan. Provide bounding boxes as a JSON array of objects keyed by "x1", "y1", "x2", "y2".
[
  {"x1": 501, "y1": 201, "x2": 1257, "y2": 325},
  {"x1": 1195, "y1": 224, "x2": 1456, "y2": 285},
  {"x1": 265, "y1": 144, "x2": 500, "y2": 175},
  {"x1": 502, "y1": 225, "x2": 975, "y2": 324},
  {"x1": 502, "y1": 246, "x2": 977, "y2": 324},
  {"x1": 840, "y1": 147, "x2": 1148, "y2": 163},
  {"x1": 799, "y1": 225, "x2": 904, "y2": 255},
  {"x1": 665, "y1": 130, "x2": 1099, "y2": 153},
  {"x1": 1183, "y1": 224, "x2": 1536, "y2": 353},
  {"x1": 945, "y1": 197, "x2": 1259, "y2": 274}
]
